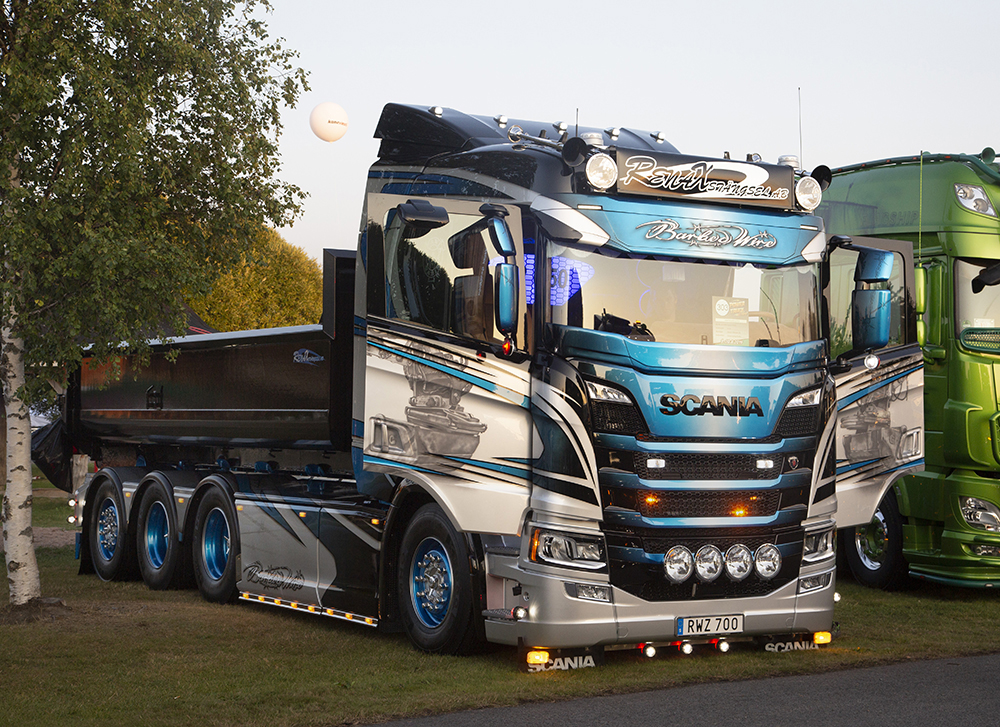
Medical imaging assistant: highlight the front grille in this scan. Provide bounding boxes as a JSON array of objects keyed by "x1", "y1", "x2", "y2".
[
  {"x1": 775, "y1": 406, "x2": 820, "y2": 438},
  {"x1": 636, "y1": 489, "x2": 781, "y2": 518},
  {"x1": 591, "y1": 402, "x2": 648, "y2": 435},
  {"x1": 634, "y1": 452, "x2": 782, "y2": 480}
]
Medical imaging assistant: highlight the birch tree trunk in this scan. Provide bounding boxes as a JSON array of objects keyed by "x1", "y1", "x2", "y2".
[{"x1": 2, "y1": 319, "x2": 41, "y2": 606}]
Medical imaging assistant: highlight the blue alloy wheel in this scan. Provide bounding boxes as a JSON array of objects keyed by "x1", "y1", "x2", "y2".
[
  {"x1": 410, "y1": 536, "x2": 453, "y2": 628},
  {"x1": 96, "y1": 496, "x2": 120, "y2": 562},
  {"x1": 144, "y1": 501, "x2": 169, "y2": 569},
  {"x1": 203, "y1": 507, "x2": 230, "y2": 581}
]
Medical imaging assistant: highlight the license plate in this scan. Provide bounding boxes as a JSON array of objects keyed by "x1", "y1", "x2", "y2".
[{"x1": 676, "y1": 614, "x2": 744, "y2": 637}]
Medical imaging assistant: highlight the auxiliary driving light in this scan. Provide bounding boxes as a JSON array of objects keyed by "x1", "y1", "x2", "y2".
[
  {"x1": 585, "y1": 153, "x2": 618, "y2": 191},
  {"x1": 694, "y1": 545, "x2": 723, "y2": 582},
  {"x1": 724, "y1": 544, "x2": 753, "y2": 581},
  {"x1": 795, "y1": 175, "x2": 823, "y2": 211},
  {"x1": 813, "y1": 631, "x2": 833, "y2": 645},
  {"x1": 754, "y1": 543, "x2": 782, "y2": 580},
  {"x1": 664, "y1": 545, "x2": 694, "y2": 583},
  {"x1": 717, "y1": 640, "x2": 730, "y2": 653},
  {"x1": 681, "y1": 642, "x2": 694, "y2": 655},
  {"x1": 513, "y1": 607, "x2": 528, "y2": 621},
  {"x1": 643, "y1": 644, "x2": 656, "y2": 658}
]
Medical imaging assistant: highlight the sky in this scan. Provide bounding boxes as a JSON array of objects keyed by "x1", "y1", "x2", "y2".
[{"x1": 261, "y1": 0, "x2": 1000, "y2": 261}]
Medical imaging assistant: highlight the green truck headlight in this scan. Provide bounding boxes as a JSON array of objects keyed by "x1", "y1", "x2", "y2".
[{"x1": 961, "y1": 497, "x2": 1000, "y2": 532}]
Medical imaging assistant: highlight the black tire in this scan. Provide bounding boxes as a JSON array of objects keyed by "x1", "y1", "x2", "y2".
[
  {"x1": 191, "y1": 486, "x2": 240, "y2": 603},
  {"x1": 136, "y1": 479, "x2": 182, "y2": 590},
  {"x1": 397, "y1": 503, "x2": 481, "y2": 655},
  {"x1": 88, "y1": 478, "x2": 130, "y2": 581},
  {"x1": 844, "y1": 490, "x2": 909, "y2": 590}
]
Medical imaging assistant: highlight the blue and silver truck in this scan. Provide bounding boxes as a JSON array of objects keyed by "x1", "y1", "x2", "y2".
[{"x1": 53, "y1": 103, "x2": 914, "y2": 669}]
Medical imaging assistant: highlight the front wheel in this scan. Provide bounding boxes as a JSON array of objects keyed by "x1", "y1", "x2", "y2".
[
  {"x1": 844, "y1": 490, "x2": 909, "y2": 590},
  {"x1": 397, "y1": 504, "x2": 481, "y2": 655},
  {"x1": 191, "y1": 486, "x2": 240, "y2": 603}
]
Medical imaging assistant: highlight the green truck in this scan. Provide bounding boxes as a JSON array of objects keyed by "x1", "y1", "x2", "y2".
[{"x1": 821, "y1": 150, "x2": 1000, "y2": 588}]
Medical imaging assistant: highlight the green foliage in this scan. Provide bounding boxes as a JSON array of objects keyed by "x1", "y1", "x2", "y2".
[
  {"x1": 187, "y1": 227, "x2": 322, "y2": 332},
  {"x1": 0, "y1": 0, "x2": 309, "y2": 402}
]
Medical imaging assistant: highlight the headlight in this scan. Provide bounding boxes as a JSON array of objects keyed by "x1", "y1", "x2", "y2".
[
  {"x1": 586, "y1": 380, "x2": 632, "y2": 404},
  {"x1": 664, "y1": 545, "x2": 694, "y2": 583},
  {"x1": 795, "y1": 176, "x2": 823, "y2": 211},
  {"x1": 754, "y1": 543, "x2": 782, "y2": 580},
  {"x1": 694, "y1": 545, "x2": 723, "y2": 582},
  {"x1": 961, "y1": 497, "x2": 1000, "y2": 532},
  {"x1": 530, "y1": 528, "x2": 606, "y2": 570},
  {"x1": 585, "y1": 153, "x2": 618, "y2": 191},
  {"x1": 787, "y1": 387, "x2": 821, "y2": 408},
  {"x1": 803, "y1": 527, "x2": 836, "y2": 563},
  {"x1": 955, "y1": 184, "x2": 997, "y2": 217},
  {"x1": 724, "y1": 544, "x2": 753, "y2": 581}
]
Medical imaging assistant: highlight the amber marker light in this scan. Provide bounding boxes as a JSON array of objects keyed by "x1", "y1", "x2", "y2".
[
  {"x1": 526, "y1": 650, "x2": 550, "y2": 665},
  {"x1": 645, "y1": 494, "x2": 659, "y2": 506},
  {"x1": 732, "y1": 506, "x2": 748, "y2": 517},
  {"x1": 814, "y1": 631, "x2": 833, "y2": 645}
]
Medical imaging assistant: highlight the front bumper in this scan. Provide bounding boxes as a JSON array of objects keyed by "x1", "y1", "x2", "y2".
[{"x1": 483, "y1": 547, "x2": 835, "y2": 649}]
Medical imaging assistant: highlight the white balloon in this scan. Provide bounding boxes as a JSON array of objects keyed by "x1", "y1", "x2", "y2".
[{"x1": 310, "y1": 102, "x2": 349, "y2": 142}]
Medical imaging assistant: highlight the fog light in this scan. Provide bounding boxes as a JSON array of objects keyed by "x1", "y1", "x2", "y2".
[
  {"x1": 724, "y1": 544, "x2": 753, "y2": 581},
  {"x1": 67, "y1": 515, "x2": 77, "y2": 524},
  {"x1": 814, "y1": 631, "x2": 833, "y2": 645},
  {"x1": 694, "y1": 545, "x2": 723, "y2": 582},
  {"x1": 798, "y1": 572, "x2": 832, "y2": 593},
  {"x1": 754, "y1": 543, "x2": 782, "y2": 580},
  {"x1": 961, "y1": 497, "x2": 1000, "y2": 532},
  {"x1": 718, "y1": 640, "x2": 730, "y2": 653},
  {"x1": 972, "y1": 544, "x2": 1000, "y2": 557},
  {"x1": 664, "y1": 546, "x2": 694, "y2": 583},
  {"x1": 526, "y1": 650, "x2": 550, "y2": 665},
  {"x1": 513, "y1": 607, "x2": 528, "y2": 620},
  {"x1": 681, "y1": 642, "x2": 694, "y2": 655},
  {"x1": 834, "y1": 591, "x2": 841, "y2": 603},
  {"x1": 575, "y1": 583, "x2": 611, "y2": 602},
  {"x1": 643, "y1": 644, "x2": 656, "y2": 658}
]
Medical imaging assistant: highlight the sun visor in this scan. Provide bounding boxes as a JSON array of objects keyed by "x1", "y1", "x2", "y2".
[{"x1": 529, "y1": 198, "x2": 610, "y2": 247}]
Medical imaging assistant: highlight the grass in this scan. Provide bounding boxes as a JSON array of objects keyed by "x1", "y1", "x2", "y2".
[{"x1": 3, "y1": 543, "x2": 1000, "y2": 727}]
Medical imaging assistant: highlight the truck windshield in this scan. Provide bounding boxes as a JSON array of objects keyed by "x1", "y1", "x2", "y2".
[
  {"x1": 956, "y1": 258, "x2": 1000, "y2": 340},
  {"x1": 544, "y1": 241, "x2": 821, "y2": 347}
]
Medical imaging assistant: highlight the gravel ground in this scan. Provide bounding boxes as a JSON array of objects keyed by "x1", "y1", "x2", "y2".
[{"x1": 0, "y1": 487, "x2": 77, "y2": 553}]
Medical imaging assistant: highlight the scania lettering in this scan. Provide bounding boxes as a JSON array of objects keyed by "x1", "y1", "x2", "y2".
[{"x1": 41, "y1": 104, "x2": 913, "y2": 668}]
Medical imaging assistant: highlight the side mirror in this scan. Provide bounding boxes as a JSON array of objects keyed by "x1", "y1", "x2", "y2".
[
  {"x1": 915, "y1": 265, "x2": 927, "y2": 348},
  {"x1": 396, "y1": 199, "x2": 449, "y2": 237},
  {"x1": 494, "y1": 263, "x2": 519, "y2": 338},
  {"x1": 855, "y1": 248, "x2": 894, "y2": 283},
  {"x1": 487, "y1": 216, "x2": 516, "y2": 257},
  {"x1": 852, "y1": 289, "x2": 891, "y2": 351}
]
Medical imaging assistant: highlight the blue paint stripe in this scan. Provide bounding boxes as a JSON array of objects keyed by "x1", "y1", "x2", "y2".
[
  {"x1": 369, "y1": 340, "x2": 530, "y2": 409},
  {"x1": 442, "y1": 456, "x2": 531, "y2": 480},
  {"x1": 363, "y1": 454, "x2": 440, "y2": 476},
  {"x1": 837, "y1": 457, "x2": 924, "y2": 476},
  {"x1": 837, "y1": 364, "x2": 922, "y2": 410}
]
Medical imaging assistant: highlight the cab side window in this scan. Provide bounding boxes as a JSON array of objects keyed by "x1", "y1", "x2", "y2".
[{"x1": 383, "y1": 210, "x2": 498, "y2": 344}]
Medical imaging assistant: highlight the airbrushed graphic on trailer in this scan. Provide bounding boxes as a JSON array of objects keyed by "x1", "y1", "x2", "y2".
[{"x1": 833, "y1": 349, "x2": 924, "y2": 528}]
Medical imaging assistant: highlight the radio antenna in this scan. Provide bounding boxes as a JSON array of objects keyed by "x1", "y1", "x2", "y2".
[
  {"x1": 575, "y1": 108, "x2": 579, "y2": 137},
  {"x1": 798, "y1": 87, "x2": 803, "y2": 167}
]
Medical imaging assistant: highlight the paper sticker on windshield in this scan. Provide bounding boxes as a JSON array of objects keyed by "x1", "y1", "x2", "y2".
[{"x1": 713, "y1": 296, "x2": 749, "y2": 345}]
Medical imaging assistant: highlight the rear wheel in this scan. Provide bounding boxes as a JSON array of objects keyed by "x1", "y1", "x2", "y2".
[
  {"x1": 845, "y1": 490, "x2": 909, "y2": 590},
  {"x1": 397, "y1": 503, "x2": 480, "y2": 654},
  {"x1": 192, "y1": 487, "x2": 239, "y2": 603},
  {"x1": 89, "y1": 478, "x2": 129, "y2": 581},
  {"x1": 136, "y1": 480, "x2": 182, "y2": 590}
]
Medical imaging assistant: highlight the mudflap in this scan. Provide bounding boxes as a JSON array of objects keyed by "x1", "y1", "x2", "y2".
[
  {"x1": 518, "y1": 639, "x2": 605, "y2": 673},
  {"x1": 756, "y1": 623, "x2": 839, "y2": 653}
]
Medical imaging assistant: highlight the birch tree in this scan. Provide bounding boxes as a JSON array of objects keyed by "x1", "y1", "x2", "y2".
[{"x1": 0, "y1": 0, "x2": 307, "y2": 607}]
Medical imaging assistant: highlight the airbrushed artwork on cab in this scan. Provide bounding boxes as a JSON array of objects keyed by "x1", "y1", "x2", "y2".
[
  {"x1": 835, "y1": 353, "x2": 924, "y2": 479},
  {"x1": 365, "y1": 341, "x2": 488, "y2": 463}
]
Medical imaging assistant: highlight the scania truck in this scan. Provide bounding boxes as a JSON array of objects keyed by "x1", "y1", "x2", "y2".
[
  {"x1": 821, "y1": 150, "x2": 1000, "y2": 589},
  {"x1": 52, "y1": 103, "x2": 913, "y2": 668}
]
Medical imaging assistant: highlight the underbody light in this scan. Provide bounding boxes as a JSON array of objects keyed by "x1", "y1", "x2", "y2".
[
  {"x1": 681, "y1": 642, "x2": 694, "y2": 655},
  {"x1": 717, "y1": 640, "x2": 730, "y2": 653},
  {"x1": 813, "y1": 631, "x2": 832, "y2": 645},
  {"x1": 643, "y1": 644, "x2": 656, "y2": 658}
]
